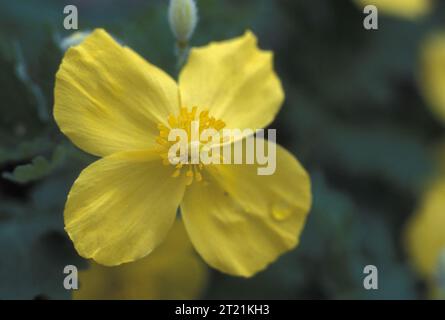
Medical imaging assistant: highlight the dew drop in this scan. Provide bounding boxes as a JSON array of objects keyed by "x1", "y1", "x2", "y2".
[{"x1": 272, "y1": 204, "x2": 293, "y2": 221}]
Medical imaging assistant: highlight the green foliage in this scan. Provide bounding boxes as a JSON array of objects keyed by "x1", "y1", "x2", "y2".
[
  {"x1": 0, "y1": 48, "x2": 44, "y2": 147},
  {"x1": 0, "y1": 137, "x2": 52, "y2": 165},
  {"x1": 0, "y1": 0, "x2": 444, "y2": 300},
  {"x1": 2, "y1": 145, "x2": 67, "y2": 184},
  {"x1": 0, "y1": 173, "x2": 87, "y2": 299}
]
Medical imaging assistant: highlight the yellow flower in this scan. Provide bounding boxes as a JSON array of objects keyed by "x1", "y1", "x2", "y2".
[
  {"x1": 73, "y1": 220, "x2": 208, "y2": 299},
  {"x1": 419, "y1": 32, "x2": 445, "y2": 125},
  {"x1": 355, "y1": 0, "x2": 432, "y2": 19},
  {"x1": 405, "y1": 143, "x2": 445, "y2": 299},
  {"x1": 430, "y1": 286, "x2": 445, "y2": 300},
  {"x1": 405, "y1": 178, "x2": 445, "y2": 282},
  {"x1": 54, "y1": 29, "x2": 311, "y2": 277}
]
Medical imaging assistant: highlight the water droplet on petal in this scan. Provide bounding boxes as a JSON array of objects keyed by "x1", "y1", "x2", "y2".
[{"x1": 272, "y1": 204, "x2": 293, "y2": 221}]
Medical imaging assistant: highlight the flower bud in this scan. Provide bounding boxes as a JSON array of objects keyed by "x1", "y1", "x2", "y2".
[{"x1": 168, "y1": 0, "x2": 198, "y2": 45}]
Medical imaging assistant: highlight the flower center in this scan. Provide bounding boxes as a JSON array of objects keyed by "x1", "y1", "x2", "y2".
[{"x1": 156, "y1": 107, "x2": 226, "y2": 185}]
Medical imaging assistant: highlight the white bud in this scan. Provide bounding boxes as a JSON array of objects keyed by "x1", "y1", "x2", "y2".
[
  {"x1": 168, "y1": 0, "x2": 198, "y2": 44},
  {"x1": 59, "y1": 30, "x2": 91, "y2": 51}
]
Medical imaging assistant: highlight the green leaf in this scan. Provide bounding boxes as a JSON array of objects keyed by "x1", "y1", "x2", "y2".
[
  {"x1": 2, "y1": 145, "x2": 68, "y2": 184},
  {"x1": 0, "y1": 137, "x2": 52, "y2": 165},
  {"x1": 284, "y1": 95, "x2": 433, "y2": 193},
  {"x1": 14, "y1": 42, "x2": 49, "y2": 123},
  {"x1": 0, "y1": 205, "x2": 86, "y2": 299},
  {"x1": 0, "y1": 46, "x2": 44, "y2": 147},
  {"x1": 3, "y1": 156, "x2": 51, "y2": 183},
  {"x1": 294, "y1": 172, "x2": 417, "y2": 299},
  {"x1": 326, "y1": 126, "x2": 432, "y2": 193}
]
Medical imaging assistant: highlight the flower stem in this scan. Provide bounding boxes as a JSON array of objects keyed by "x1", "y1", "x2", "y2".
[{"x1": 175, "y1": 41, "x2": 189, "y2": 71}]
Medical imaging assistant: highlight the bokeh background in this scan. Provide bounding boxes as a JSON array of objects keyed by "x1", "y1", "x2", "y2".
[{"x1": 1, "y1": 0, "x2": 445, "y2": 299}]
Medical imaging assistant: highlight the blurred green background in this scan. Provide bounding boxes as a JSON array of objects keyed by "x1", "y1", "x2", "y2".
[{"x1": 1, "y1": 0, "x2": 444, "y2": 299}]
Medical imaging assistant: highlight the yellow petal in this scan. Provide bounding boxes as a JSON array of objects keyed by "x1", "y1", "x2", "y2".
[
  {"x1": 73, "y1": 220, "x2": 208, "y2": 300},
  {"x1": 180, "y1": 140, "x2": 311, "y2": 277},
  {"x1": 429, "y1": 285, "x2": 445, "y2": 300},
  {"x1": 355, "y1": 0, "x2": 432, "y2": 19},
  {"x1": 419, "y1": 32, "x2": 445, "y2": 125},
  {"x1": 405, "y1": 179, "x2": 445, "y2": 278},
  {"x1": 54, "y1": 29, "x2": 180, "y2": 157},
  {"x1": 65, "y1": 150, "x2": 187, "y2": 266},
  {"x1": 179, "y1": 31, "x2": 284, "y2": 130}
]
